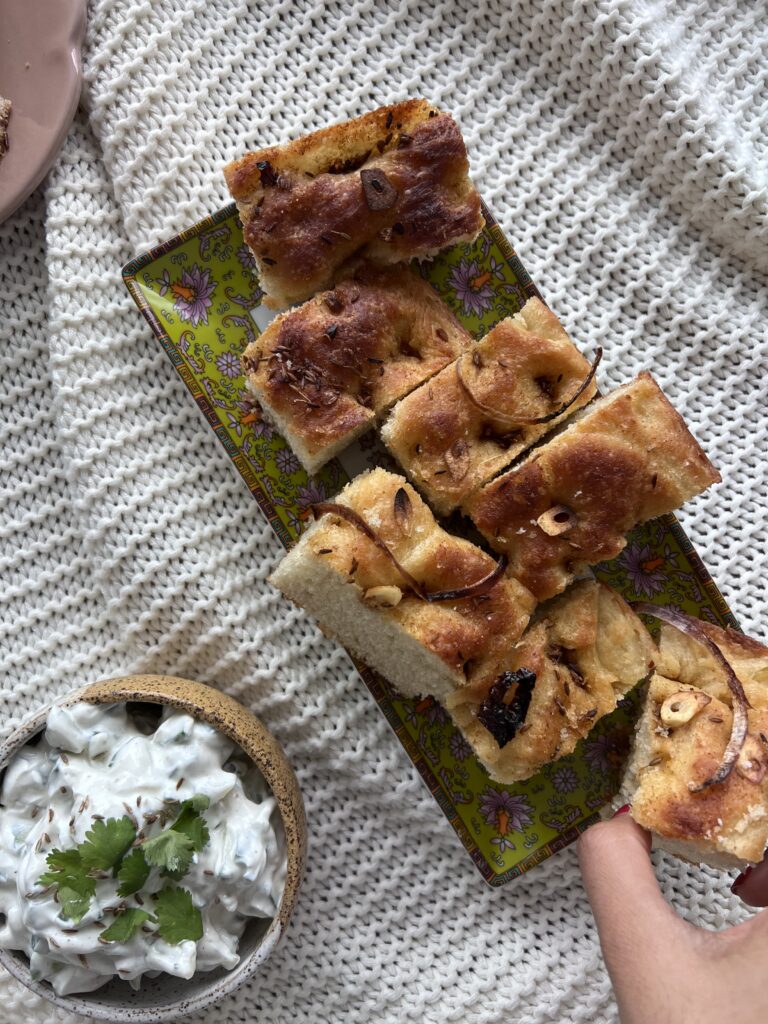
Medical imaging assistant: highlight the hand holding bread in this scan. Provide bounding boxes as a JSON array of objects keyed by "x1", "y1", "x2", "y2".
[{"x1": 580, "y1": 812, "x2": 768, "y2": 1024}]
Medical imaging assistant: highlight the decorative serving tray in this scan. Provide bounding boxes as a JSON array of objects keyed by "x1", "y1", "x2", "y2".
[{"x1": 123, "y1": 202, "x2": 736, "y2": 886}]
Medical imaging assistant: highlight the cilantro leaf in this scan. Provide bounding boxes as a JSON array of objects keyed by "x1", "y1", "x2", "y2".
[
  {"x1": 58, "y1": 885, "x2": 94, "y2": 924},
  {"x1": 100, "y1": 908, "x2": 153, "y2": 943},
  {"x1": 38, "y1": 849, "x2": 96, "y2": 922},
  {"x1": 116, "y1": 848, "x2": 151, "y2": 897},
  {"x1": 170, "y1": 798, "x2": 210, "y2": 854},
  {"x1": 80, "y1": 817, "x2": 137, "y2": 873},
  {"x1": 142, "y1": 829, "x2": 195, "y2": 877},
  {"x1": 39, "y1": 848, "x2": 86, "y2": 889},
  {"x1": 182, "y1": 795, "x2": 210, "y2": 813},
  {"x1": 153, "y1": 886, "x2": 202, "y2": 945}
]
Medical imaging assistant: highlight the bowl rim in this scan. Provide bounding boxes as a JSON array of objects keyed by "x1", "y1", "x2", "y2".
[{"x1": 0, "y1": 674, "x2": 307, "y2": 1023}]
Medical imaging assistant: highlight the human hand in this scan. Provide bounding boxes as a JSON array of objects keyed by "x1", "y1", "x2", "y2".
[{"x1": 578, "y1": 809, "x2": 768, "y2": 1024}]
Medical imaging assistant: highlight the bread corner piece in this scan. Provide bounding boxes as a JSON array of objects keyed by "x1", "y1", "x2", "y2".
[
  {"x1": 464, "y1": 372, "x2": 720, "y2": 601},
  {"x1": 621, "y1": 621, "x2": 768, "y2": 870},
  {"x1": 269, "y1": 468, "x2": 535, "y2": 703},
  {"x1": 223, "y1": 99, "x2": 484, "y2": 308},
  {"x1": 382, "y1": 297, "x2": 598, "y2": 515},
  {"x1": 242, "y1": 263, "x2": 471, "y2": 475},
  {"x1": 447, "y1": 579, "x2": 656, "y2": 783}
]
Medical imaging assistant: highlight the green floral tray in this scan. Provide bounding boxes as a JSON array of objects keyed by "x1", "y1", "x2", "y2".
[{"x1": 122, "y1": 202, "x2": 736, "y2": 886}]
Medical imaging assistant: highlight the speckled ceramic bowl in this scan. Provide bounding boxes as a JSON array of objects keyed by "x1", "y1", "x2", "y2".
[{"x1": 0, "y1": 675, "x2": 307, "y2": 1022}]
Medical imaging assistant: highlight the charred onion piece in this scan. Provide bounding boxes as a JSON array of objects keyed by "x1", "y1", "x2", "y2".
[
  {"x1": 312, "y1": 501, "x2": 425, "y2": 598},
  {"x1": 477, "y1": 668, "x2": 537, "y2": 747},
  {"x1": 312, "y1": 502, "x2": 508, "y2": 603},
  {"x1": 423, "y1": 553, "x2": 508, "y2": 603},
  {"x1": 393, "y1": 487, "x2": 413, "y2": 536},
  {"x1": 256, "y1": 159, "x2": 278, "y2": 186},
  {"x1": 634, "y1": 603, "x2": 751, "y2": 793},
  {"x1": 455, "y1": 346, "x2": 602, "y2": 427}
]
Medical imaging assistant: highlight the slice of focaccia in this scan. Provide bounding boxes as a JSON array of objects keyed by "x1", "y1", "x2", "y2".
[
  {"x1": 224, "y1": 99, "x2": 484, "y2": 308},
  {"x1": 447, "y1": 580, "x2": 655, "y2": 783},
  {"x1": 622, "y1": 620, "x2": 768, "y2": 869},
  {"x1": 381, "y1": 297, "x2": 598, "y2": 514},
  {"x1": 242, "y1": 263, "x2": 471, "y2": 475},
  {"x1": 270, "y1": 469, "x2": 535, "y2": 703},
  {"x1": 464, "y1": 373, "x2": 720, "y2": 601}
]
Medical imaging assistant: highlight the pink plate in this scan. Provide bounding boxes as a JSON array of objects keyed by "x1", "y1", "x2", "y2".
[{"x1": 0, "y1": 0, "x2": 86, "y2": 225}]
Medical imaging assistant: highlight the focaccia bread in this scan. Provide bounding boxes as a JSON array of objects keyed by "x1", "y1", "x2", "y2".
[
  {"x1": 242, "y1": 263, "x2": 471, "y2": 474},
  {"x1": 381, "y1": 297, "x2": 598, "y2": 514},
  {"x1": 0, "y1": 98, "x2": 10, "y2": 161},
  {"x1": 270, "y1": 468, "x2": 535, "y2": 703},
  {"x1": 622, "y1": 621, "x2": 768, "y2": 869},
  {"x1": 224, "y1": 99, "x2": 484, "y2": 308},
  {"x1": 447, "y1": 580, "x2": 655, "y2": 783},
  {"x1": 464, "y1": 373, "x2": 720, "y2": 601}
]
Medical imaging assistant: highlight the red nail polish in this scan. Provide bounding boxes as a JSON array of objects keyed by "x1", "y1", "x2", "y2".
[
  {"x1": 613, "y1": 804, "x2": 631, "y2": 817},
  {"x1": 731, "y1": 866, "x2": 753, "y2": 892}
]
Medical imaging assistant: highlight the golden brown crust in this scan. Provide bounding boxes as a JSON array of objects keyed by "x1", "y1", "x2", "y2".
[
  {"x1": 242, "y1": 263, "x2": 471, "y2": 473},
  {"x1": 464, "y1": 373, "x2": 720, "y2": 601},
  {"x1": 447, "y1": 580, "x2": 656, "y2": 782},
  {"x1": 629, "y1": 653, "x2": 768, "y2": 864},
  {"x1": 284, "y1": 468, "x2": 535, "y2": 688},
  {"x1": 382, "y1": 298, "x2": 598, "y2": 513},
  {"x1": 224, "y1": 100, "x2": 484, "y2": 307}
]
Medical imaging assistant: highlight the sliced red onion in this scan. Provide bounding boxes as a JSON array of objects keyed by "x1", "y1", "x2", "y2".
[
  {"x1": 312, "y1": 501, "x2": 426, "y2": 598},
  {"x1": 455, "y1": 347, "x2": 602, "y2": 427},
  {"x1": 423, "y1": 553, "x2": 508, "y2": 603},
  {"x1": 312, "y1": 502, "x2": 508, "y2": 603},
  {"x1": 393, "y1": 487, "x2": 413, "y2": 536}
]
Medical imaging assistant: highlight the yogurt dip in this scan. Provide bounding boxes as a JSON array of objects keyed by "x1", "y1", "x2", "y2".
[{"x1": 0, "y1": 702, "x2": 286, "y2": 995}]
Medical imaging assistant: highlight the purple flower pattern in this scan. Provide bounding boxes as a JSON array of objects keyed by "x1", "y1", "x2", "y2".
[
  {"x1": 237, "y1": 244, "x2": 257, "y2": 273},
  {"x1": 275, "y1": 449, "x2": 301, "y2": 476},
  {"x1": 296, "y1": 481, "x2": 327, "y2": 509},
  {"x1": 551, "y1": 766, "x2": 578, "y2": 794},
  {"x1": 448, "y1": 731, "x2": 473, "y2": 762},
  {"x1": 216, "y1": 351, "x2": 241, "y2": 378},
  {"x1": 479, "y1": 788, "x2": 534, "y2": 835},
  {"x1": 171, "y1": 265, "x2": 217, "y2": 327},
  {"x1": 583, "y1": 731, "x2": 629, "y2": 776},
  {"x1": 618, "y1": 542, "x2": 667, "y2": 598},
  {"x1": 447, "y1": 257, "x2": 495, "y2": 317}
]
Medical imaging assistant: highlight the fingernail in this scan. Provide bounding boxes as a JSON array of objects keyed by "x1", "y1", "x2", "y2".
[
  {"x1": 613, "y1": 804, "x2": 631, "y2": 818},
  {"x1": 731, "y1": 866, "x2": 753, "y2": 892}
]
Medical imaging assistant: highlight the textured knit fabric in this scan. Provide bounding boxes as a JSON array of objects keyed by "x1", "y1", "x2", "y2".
[{"x1": 1, "y1": 1, "x2": 767, "y2": 1022}]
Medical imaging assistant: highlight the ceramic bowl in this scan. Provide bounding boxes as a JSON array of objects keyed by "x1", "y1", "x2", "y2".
[{"x1": 0, "y1": 675, "x2": 307, "y2": 1022}]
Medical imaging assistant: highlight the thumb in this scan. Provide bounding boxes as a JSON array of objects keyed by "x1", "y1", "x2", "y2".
[{"x1": 578, "y1": 811, "x2": 694, "y2": 1008}]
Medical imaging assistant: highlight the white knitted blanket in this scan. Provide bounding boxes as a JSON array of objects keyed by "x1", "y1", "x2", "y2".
[{"x1": 1, "y1": 1, "x2": 767, "y2": 1021}]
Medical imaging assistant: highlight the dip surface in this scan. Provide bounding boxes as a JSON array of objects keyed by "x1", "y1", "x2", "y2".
[{"x1": 0, "y1": 702, "x2": 286, "y2": 995}]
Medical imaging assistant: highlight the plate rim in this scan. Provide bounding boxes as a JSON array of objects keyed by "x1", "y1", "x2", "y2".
[{"x1": 0, "y1": 0, "x2": 87, "y2": 225}]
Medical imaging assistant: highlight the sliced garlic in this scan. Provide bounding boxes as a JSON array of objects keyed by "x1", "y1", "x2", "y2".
[
  {"x1": 736, "y1": 735, "x2": 768, "y2": 784},
  {"x1": 660, "y1": 689, "x2": 711, "y2": 728},
  {"x1": 537, "y1": 504, "x2": 576, "y2": 536},
  {"x1": 444, "y1": 439, "x2": 470, "y2": 481},
  {"x1": 362, "y1": 585, "x2": 403, "y2": 608}
]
